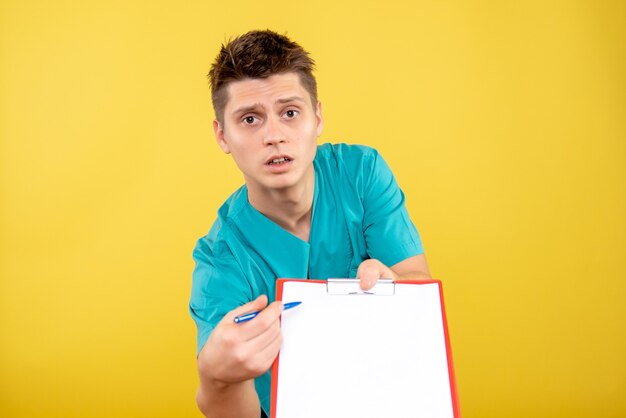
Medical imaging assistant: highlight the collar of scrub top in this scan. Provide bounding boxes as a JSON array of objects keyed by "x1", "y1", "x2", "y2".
[{"x1": 233, "y1": 167, "x2": 320, "y2": 280}]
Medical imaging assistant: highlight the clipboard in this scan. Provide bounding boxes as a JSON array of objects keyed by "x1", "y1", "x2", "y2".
[{"x1": 270, "y1": 278, "x2": 460, "y2": 418}]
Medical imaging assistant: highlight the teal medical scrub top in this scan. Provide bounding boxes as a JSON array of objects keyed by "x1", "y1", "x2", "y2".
[{"x1": 190, "y1": 143, "x2": 424, "y2": 415}]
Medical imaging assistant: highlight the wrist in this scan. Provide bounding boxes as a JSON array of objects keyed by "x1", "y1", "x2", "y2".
[
  {"x1": 197, "y1": 374, "x2": 258, "y2": 418},
  {"x1": 198, "y1": 360, "x2": 240, "y2": 393}
]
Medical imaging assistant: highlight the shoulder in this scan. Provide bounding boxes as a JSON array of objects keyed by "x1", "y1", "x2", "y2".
[
  {"x1": 193, "y1": 186, "x2": 248, "y2": 264},
  {"x1": 316, "y1": 142, "x2": 379, "y2": 164},
  {"x1": 315, "y1": 142, "x2": 382, "y2": 177},
  {"x1": 191, "y1": 188, "x2": 253, "y2": 304},
  {"x1": 315, "y1": 142, "x2": 391, "y2": 189}
]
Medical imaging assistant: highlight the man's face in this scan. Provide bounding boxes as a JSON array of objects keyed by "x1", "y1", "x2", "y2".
[{"x1": 214, "y1": 72, "x2": 323, "y2": 193}]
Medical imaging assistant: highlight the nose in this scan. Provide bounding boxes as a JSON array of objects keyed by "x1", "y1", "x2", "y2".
[{"x1": 262, "y1": 115, "x2": 287, "y2": 146}]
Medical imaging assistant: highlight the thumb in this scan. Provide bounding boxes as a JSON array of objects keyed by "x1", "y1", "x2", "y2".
[
  {"x1": 223, "y1": 295, "x2": 269, "y2": 322},
  {"x1": 358, "y1": 264, "x2": 381, "y2": 290}
]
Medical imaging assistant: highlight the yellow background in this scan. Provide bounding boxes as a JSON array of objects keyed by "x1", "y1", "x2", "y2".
[{"x1": 1, "y1": 0, "x2": 624, "y2": 417}]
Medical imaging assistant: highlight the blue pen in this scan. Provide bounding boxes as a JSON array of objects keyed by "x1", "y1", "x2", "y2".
[{"x1": 233, "y1": 301, "x2": 302, "y2": 324}]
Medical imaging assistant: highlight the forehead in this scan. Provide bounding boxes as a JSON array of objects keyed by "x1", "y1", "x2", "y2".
[{"x1": 224, "y1": 72, "x2": 310, "y2": 111}]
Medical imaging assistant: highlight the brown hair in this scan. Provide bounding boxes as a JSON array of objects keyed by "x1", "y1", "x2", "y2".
[{"x1": 208, "y1": 30, "x2": 318, "y2": 124}]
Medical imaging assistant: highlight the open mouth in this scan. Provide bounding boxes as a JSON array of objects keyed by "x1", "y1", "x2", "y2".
[{"x1": 267, "y1": 157, "x2": 292, "y2": 165}]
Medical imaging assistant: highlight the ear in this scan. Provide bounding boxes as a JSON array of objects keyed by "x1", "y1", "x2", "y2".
[
  {"x1": 213, "y1": 119, "x2": 230, "y2": 154},
  {"x1": 315, "y1": 101, "x2": 324, "y2": 137}
]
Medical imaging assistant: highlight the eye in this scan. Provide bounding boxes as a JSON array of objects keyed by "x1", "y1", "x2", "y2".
[
  {"x1": 284, "y1": 109, "x2": 299, "y2": 119},
  {"x1": 242, "y1": 115, "x2": 258, "y2": 125}
]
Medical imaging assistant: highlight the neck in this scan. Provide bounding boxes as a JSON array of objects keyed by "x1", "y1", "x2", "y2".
[{"x1": 247, "y1": 166, "x2": 315, "y2": 242}]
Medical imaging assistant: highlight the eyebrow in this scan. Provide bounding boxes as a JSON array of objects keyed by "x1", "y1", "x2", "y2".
[
  {"x1": 232, "y1": 104, "x2": 261, "y2": 116},
  {"x1": 275, "y1": 96, "x2": 306, "y2": 105},
  {"x1": 231, "y1": 96, "x2": 307, "y2": 116}
]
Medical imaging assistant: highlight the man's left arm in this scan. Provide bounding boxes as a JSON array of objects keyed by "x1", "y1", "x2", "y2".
[
  {"x1": 357, "y1": 254, "x2": 432, "y2": 290},
  {"x1": 357, "y1": 148, "x2": 431, "y2": 290}
]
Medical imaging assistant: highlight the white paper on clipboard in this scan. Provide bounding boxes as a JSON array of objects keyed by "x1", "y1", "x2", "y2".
[{"x1": 271, "y1": 279, "x2": 458, "y2": 418}]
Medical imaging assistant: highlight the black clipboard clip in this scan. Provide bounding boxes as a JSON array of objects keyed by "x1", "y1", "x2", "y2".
[{"x1": 326, "y1": 278, "x2": 395, "y2": 296}]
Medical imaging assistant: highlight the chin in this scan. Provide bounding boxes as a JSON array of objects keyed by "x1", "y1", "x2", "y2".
[{"x1": 266, "y1": 177, "x2": 299, "y2": 190}]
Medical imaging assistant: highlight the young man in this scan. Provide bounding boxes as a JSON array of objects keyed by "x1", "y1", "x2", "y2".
[{"x1": 190, "y1": 30, "x2": 431, "y2": 418}]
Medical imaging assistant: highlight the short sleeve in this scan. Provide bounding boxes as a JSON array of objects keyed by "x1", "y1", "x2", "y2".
[
  {"x1": 189, "y1": 236, "x2": 252, "y2": 356},
  {"x1": 361, "y1": 150, "x2": 424, "y2": 267}
]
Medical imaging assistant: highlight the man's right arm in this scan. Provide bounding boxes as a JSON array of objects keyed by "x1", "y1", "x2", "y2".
[{"x1": 196, "y1": 295, "x2": 283, "y2": 418}]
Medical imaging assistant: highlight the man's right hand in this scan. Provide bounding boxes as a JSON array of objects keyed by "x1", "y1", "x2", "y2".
[{"x1": 198, "y1": 294, "x2": 284, "y2": 386}]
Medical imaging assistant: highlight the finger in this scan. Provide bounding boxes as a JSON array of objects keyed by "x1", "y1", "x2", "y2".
[
  {"x1": 240, "y1": 332, "x2": 283, "y2": 378},
  {"x1": 238, "y1": 301, "x2": 284, "y2": 339},
  {"x1": 243, "y1": 300, "x2": 284, "y2": 324},
  {"x1": 251, "y1": 329, "x2": 284, "y2": 374},
  {"x1": 234, "y1": 321, "x2": 282, "y2": 377},
  {"x1": 222, "y1": 294, "x2": 269, "y2": 323},
  {"x1": 247, "y1": 317, "x2": 282, "y2": 351},
  {"x1": 358, "y1": 266, "x2": 380, "y2": 290}
]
